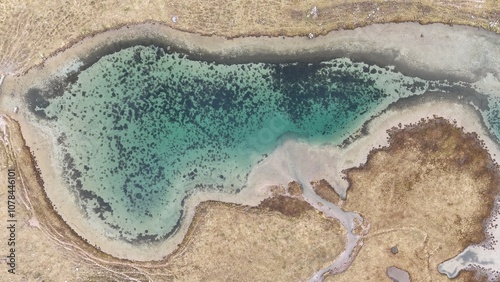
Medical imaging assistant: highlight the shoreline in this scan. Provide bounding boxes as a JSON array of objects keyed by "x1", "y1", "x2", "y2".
[
  {"x1": 5, "y1": 96, "x2": 500, "y2": 263},
  {"x1": 2, "y1": 98, "x2": 496, "y2": 280},
  {"x1": 6, "y1": 22, "x2": 500, "y2": 87},
  {"x1": 8, "y1": 19, "x2": 499, "y2": 79},
  {"x1": 0, "y1": 22, "x2": 499, "y2": 263},
  {"x1": 2, "y1": 0, "x2": 499, "y2": 77}
]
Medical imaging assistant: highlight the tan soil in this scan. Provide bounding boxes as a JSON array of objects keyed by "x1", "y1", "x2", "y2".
[{"x1": 330, "y1": 117, "x2": 499, "y2": 281}]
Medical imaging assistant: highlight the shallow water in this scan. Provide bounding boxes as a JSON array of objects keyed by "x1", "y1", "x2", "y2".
[
  {"x1": 25, "y1": 44, "x2": 498, "y2": 243},
  {"x1": 386, "y1": 266, "x2": 411, "y2": 282}
]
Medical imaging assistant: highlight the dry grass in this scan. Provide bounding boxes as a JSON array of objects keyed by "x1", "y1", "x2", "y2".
[
  {"x1": 330, "y1": 117, "x2": 499, "y2": 281},
  {"x1": 1, "y1": 1, "x2": 498, "y2": 280},
  {"x1": 0, "y1": 0, "x2": 499, "y2": 75},
  {"x1": 167, "y1": 201, "x2": 345, "y2": 281}
]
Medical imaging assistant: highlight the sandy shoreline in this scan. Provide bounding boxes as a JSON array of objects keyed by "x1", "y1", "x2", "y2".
[{"x1": 0, "y1": 22, "x2": 499, "y2": 263}]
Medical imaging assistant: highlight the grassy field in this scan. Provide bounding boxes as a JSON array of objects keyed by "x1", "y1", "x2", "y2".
[
  {"x1": 331, "y1": 117, "x2": 498, "y2": 281},
  {"x1": 0, "y1": 0, "x2": 499, "y2": 75}
]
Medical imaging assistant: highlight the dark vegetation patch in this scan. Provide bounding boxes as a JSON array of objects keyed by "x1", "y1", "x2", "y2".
[
  {"x1": 287, "y1": 181, "x2": 303, "y2": 196},
  {"x1": 259, "y1": 195, "x2": 313, "y2": 217},
  {"x1": 311, "y1": 179, "x2": 341, "y2": 203}
]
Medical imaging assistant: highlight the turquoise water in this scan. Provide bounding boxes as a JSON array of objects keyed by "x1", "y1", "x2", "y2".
[{"x1": 28, "y1": 45, "x2": 474, "y2": 243}]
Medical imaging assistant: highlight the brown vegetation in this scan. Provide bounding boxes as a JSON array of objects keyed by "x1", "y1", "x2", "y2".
[
  {"x1": 168, "y1": 201, "x2": 345, "y2": 281},
  {"x1": 259, "y1": 195, "x2": 313, "y2": 217},
  {"x1": 331, "y1": 117, "x2": 498, "y2": 281},
  {"x1": 311, "y1": 179, "x2": 341, "y2": 205}
]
